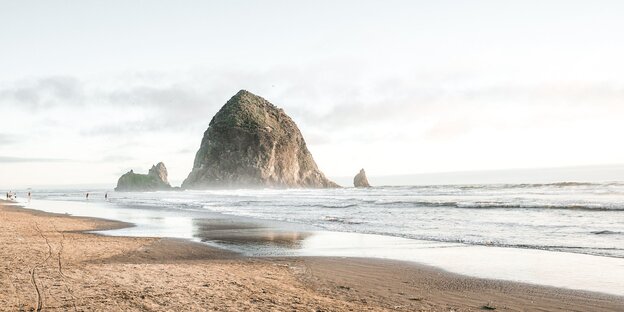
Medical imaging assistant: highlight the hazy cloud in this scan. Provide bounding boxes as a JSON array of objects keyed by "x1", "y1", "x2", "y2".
[
  {"x1": 104, "y1": 85, "x2": 205, "y2": 109},
  {"x1": 0, "y1": 156, "x2": 75, "y2": 163},
  {"x1": 0, "y1": 76, "x2": 85, "y2": 109},
  {"x1": 81, "y1": 123, "x2": 166, "y2": 137},
  {"x1": 424, "y1": 119, "x2": 474, "y2": 141},
  {"x1": 176, "y1": 148, "x2": 194, "y2": 154},
  {"x1": 0, "y1": 134, "x2": 17, "y2": 145},
  {"x1": 2, "y1": 70, "x2": 624, "y2": 143},
  {"x1": 98, "y1": 155, "x2": 135, "y2": 163}
]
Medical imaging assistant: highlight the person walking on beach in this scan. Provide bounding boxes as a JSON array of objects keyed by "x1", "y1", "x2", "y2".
[{"x1": 86, "y1": 192, "x2": 89, "y2": 200}]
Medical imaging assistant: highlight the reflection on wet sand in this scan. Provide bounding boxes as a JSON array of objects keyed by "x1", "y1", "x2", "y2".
[{"x1": 192, "y1": 218, "x2": 310, "y2": 249}]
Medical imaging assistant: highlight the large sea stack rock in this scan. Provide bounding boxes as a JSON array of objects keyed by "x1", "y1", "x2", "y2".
[
  {"x1": 182, "y1": 90, "x2": 339, "y2": 189},
  {"x1": 115, "y1": 162, "x2": 172, "y2": 191},
  {"x1": 353, "y1": 169, "x2": 371, "y2": 187}
]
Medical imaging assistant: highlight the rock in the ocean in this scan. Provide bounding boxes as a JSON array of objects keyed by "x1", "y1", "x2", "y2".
[
  {"x1": 353, "y1": 169, "x2": 371, "y2": 187},
  {"x1": 182, "y1": 90, "x2": 339, "y2": 189},
  {"x1": 115, "y1": 162, "x2": 172, "y2": 191}
]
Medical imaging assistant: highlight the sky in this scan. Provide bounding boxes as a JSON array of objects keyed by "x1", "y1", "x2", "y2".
[{"x1": 1, "y1": 0, "x2": 624, "y2": 188}]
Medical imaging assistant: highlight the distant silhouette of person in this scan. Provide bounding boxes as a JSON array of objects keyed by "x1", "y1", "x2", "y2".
[
  {"x1": 105, "y1": 192, "x2": 108, "y2": 200},
  {"x1": 86, "y1": 192, "x2": 89, "y2": 200}
]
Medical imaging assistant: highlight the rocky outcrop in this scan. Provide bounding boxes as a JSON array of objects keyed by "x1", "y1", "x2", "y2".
[
  {"x1": 353, "y1": 169, "x2": 371, "y2": 187},
  {"x1": 115, "y1": 162, "x2": 172, "y2": 191},
  {"x1": 182, "y1": 90, "x2": 339, "y2": 189},
  {"x1": 148, "y1": 162, "x2": 168, "y2": 183}
]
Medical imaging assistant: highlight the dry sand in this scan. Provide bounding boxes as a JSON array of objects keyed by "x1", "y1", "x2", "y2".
[{"x1": 1, "y1": 201, "x2": 622, "y2": 311}]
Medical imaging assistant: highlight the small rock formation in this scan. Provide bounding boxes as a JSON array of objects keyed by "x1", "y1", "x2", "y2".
[
  {"x1": 353, "y1": 169, "x2": 371, "y2": 187},
  {"x1": 182, "y1": 90, "x2": 339, "y2": 189},
  {"x1": 115, "y1": 162, "x2": 172, "y2": 192}
]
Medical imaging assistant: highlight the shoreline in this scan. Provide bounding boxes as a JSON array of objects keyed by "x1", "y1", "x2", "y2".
[
  {"x1": 1, "y1": 201, "x2": 623, "y2": 311},
  {"x1": 20, "y1": 197, "x2": 624, "y2": 296}
]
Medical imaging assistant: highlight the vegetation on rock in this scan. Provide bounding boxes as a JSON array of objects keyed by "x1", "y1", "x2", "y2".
[{"x1": 115, "y1": 162, "x2": 171, "y2": 192}]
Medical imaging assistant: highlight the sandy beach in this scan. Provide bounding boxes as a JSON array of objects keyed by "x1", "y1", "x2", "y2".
[{"x1": 1, "y1": 200, "x2": 622, "y2": 311}]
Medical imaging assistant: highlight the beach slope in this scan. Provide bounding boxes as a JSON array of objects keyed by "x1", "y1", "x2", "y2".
[{"x1": 1, "y1": 202, "x2": 622, "y2": 311}]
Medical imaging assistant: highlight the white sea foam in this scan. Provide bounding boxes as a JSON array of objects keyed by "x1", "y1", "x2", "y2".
[{"x1": 24, "y1": 182, "x2": 624, "y2": 259}]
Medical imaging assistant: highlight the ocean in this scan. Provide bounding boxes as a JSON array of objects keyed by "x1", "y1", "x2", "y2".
[
  {"x1": 23, "y1": 182, "x2": 624, "y2": 258},
  {"x1": 11, "y1": 182, "x2": 624, "y2": 295}
]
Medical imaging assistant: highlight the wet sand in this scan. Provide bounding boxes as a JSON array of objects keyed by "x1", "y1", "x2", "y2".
[{"x1": 1, "y1": 201, "x2": 623, "y2": 311}]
